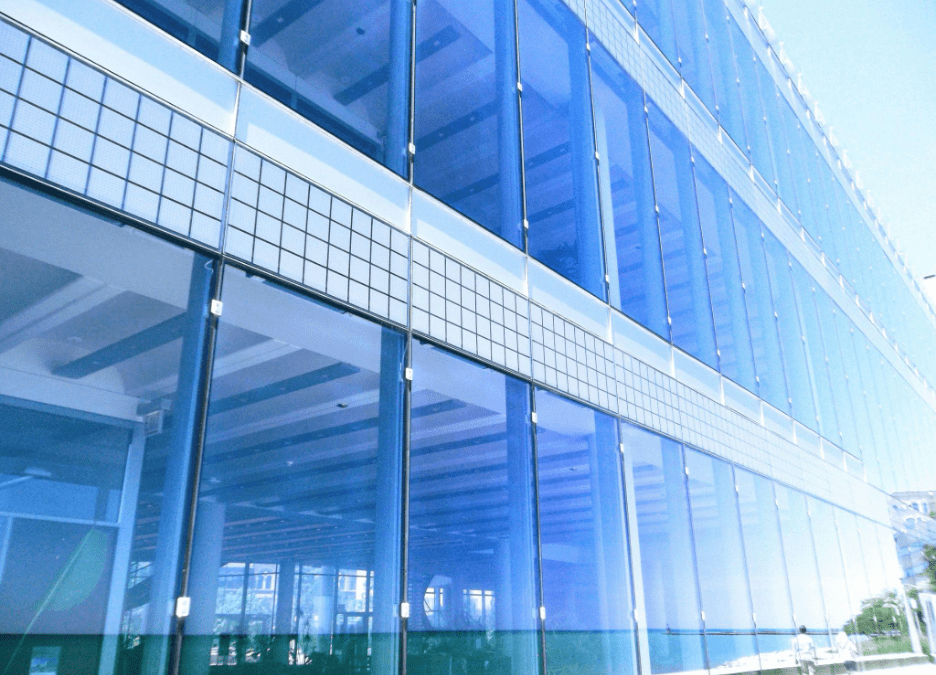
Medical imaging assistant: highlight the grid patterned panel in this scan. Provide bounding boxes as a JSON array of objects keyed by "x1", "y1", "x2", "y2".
[
  {"x1": 225, "y1": 147, "x2": 409, "y2": 326},
  {"x1": 531, "y1": 304, "x2": 616, "y2": 412},
  {"x1": 412, "y1": 240, "x2": 531, "y2": 378},
  {"x1": 611, "y1": 342, "x2": 872, "y2": 502},
  {"x1": 0, "y1": 19, "x2": 230, "y2": 246}
]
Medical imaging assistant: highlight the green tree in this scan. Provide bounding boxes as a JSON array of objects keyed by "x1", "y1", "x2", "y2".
[
  {"x1": 845, "y1": 591, "x2": 907, "y2": 637},
  {"x1": 924, "y1": 544, "x2": 936, "y2": 591}
]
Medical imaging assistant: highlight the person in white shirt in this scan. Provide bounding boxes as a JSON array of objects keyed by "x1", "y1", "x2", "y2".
[
  {"x1": 836, "y1": 630, "x2": 860, "y2": 671},
  {"x1": 792, "y1": 625, "x2": 817, "y2": 675}
]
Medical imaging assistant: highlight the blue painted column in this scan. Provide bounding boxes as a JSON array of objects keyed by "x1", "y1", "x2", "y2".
[
  {"x1": 373, "y1": 327, "x2": 405, "y2": 675},
  {"x1": 142, "y1": 255, "x2": 215, "y2": 675},
  {"x1": 218, "y1": 0, "x2": 244, "y2": 73},
  {"x1": 495, "y1": 0, "x2": 524, "y2": 245},
  {"x1": 385, "y1": 0, "x2": 412, "y2": 177}
]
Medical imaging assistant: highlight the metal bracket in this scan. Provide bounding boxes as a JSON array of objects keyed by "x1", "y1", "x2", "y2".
[
  {"x1": 405, "y1": 367, "x2": 414, "y2": 381},
  {"x1": 531, "y1": 411, "x2": 538, "y2": 424},
  {"x1": 175, "y1": 596, "x2": 191, "y2": 618},
  {"x1": 539, "y1": 606, "x2": 546, "y2": 620},
  {"x1": 210, "y1": 299, "x2": 223, "y2": 317},
  {"x1": 239, "y1": 30, "x2": 251, "y2": 46},
  {"x1": 400, "y1": 602, "x2": 411, "y2": 619}
]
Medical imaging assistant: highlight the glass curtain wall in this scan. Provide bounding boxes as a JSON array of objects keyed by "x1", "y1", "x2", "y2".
[
  {"x1": 774, "y1": 485, "x2": 830, "y2": 647},
  {"x1": 108, "y1": 0, "x2": 936, "y2": 389},
  {"x1": 789, "y1": 259, "x2": 840, "y2": 445},
  {"x1": 625, "y1": 426, "x2": 706, "y2": 675},
  {"x1": 730, "y1": 196, "x2": 788, "y2": 413},
  {"x1": 0, "y1": 178, "x2": 214, "y2": 675},
  {"x1": 179, "y1": 267, "x2": 406, "y2": 675},
  {"x1": 244, "y1": 0, "x2": 412, "y2": 176},
  {"x1": 535, "y1": 389, "x2": 638, "y2": 675},
  {"x1": 692, "y1": 150, "x2": 756, "y2": 392},
  {"x1": 519, "y1": 0, "x2": 605, "y2": 300},
  {"x1": 413, "y1": 0, "x2": 524, "y2": 247},
  {"x1": 589, "y1": 36, "x2": 667, "y2": 339},
  {"x1": 406, "y1": 341, "x2": 540, "y2": 675},
  {"x1": 808, "y1": 499, "x2": 855, "y2": 639},
  {"x1": 734, "y1": 469, "x2": 795, "y2": 663},
  {"x1": 762, "y1": 229, "x2": 817, "y2": 431},
  {"x1": 114, "y1": 0, "x2": 242, "y2": 68},
  {"x1": 683, "y1": 449, "x2": 758, "y2": 675},
  {"x1": 646, "y1": 101, "x2": 718, "y2": 368}
]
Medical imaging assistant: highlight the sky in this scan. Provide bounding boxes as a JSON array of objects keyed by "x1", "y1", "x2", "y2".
[{"x1": 755, "y1": 0, "x2": 936, "y2": 279}]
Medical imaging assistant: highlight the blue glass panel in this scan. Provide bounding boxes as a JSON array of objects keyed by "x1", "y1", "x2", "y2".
[
  {"x1": 808, "y1": 499, "x2": 852, "y2": 635},
  {"x1": 116, "y1": 0, "x2": 242, "y2": 68},
  {"x1": 883, "y1": 364, "x2": 915, "y2": 491},
  {"x1": 684, "y1": 449, "x2": 758, "y2": 674},
  {"x1": 809, "y1": 154, "x2": 841, "y2": 269},
  {"x1": 831, "y1": 184, "x2": 862, "y2": 290},
  {"x1": 831, "y1": 310, "x2": 868, "y2": 461},
  {"x1": 702, "y1": 0, "x2": 746, "y2": 150},
  {"x1": 789, "y1": 259, "x2": 839, "y2": 443},
  {"x1": 0, "y1": 177, "x2": 213, "y2": 675},
  {"x1": 762, "y1": 229, "x2": 817, "y2": 430},
  {"x1": 812, "y1": 289, "x2": 857, "y2": 455},
  {"x1": 834, "y1": 510, "x2": 871, "y2": 637},
  {"x1": 692, "y1": 151, "x2": 756, "y2": 391},
  {"x1": 181, "y1": 267, "x2": 404, "y2": 674},
  {"x1": 407, "y1": 341, "x2": 540, "y2": 675},
  {"x1": 519, "y1": 0, "x2": 605, "y2": 300},
  {"x1": 590, "y1": 41, "x2": 667, "y2": 338},
  {"x1": 413, "y1": 0, "x2": 523, "y2": 247},
  {"x1": 774, "y1": 486, "x2": 829, "y2": 641},
  {"x1": 781, "y1": 103, "x2": 819, "y2": 242},
  {"x1": 536, "y1": 390, "x2": 638, "y2": 675},
  {"x1": 245, "y1": 0, "x2": 412, "y2": 176},
  {"x1": 836, "y1": 316, "x2": 880, "y2": 474},
  {"x1": 730, "y1": 196, "x2": 789, "y2": 413},
  {"x1": 759, "y1": 73, "x2": 796, "y2": 212},
  {"x1": 728, "y1": 17, "x2": 774, "y2": 185},
  {"x1": 625, "y1": 427, "x2": 706, "y2": 674},
  {"x1": 672, "y1": 0, "x2": 716, "y2": 113},
  {"x1": 647, "y1": 102, "x2": 717, "y2": 367},
  {"x1": 637, "y1": 0, "x2": 678, "y2": 67},
  {"x1": 734, "y1": 470, "x2": 795, "y2": 641},
  {"x1": 855, "y1": 336, "x2": 895, "y2": 493}
]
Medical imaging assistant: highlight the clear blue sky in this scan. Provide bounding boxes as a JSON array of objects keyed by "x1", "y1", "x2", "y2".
[{"x1": 755, "y1": 0, "x2": 936, "y2": 279}]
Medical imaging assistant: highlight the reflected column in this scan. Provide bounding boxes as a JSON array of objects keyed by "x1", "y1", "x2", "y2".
[
  {"x1": 272, "y1": 564, "x2": 295, "y2": 665},
  {"x1": 373, "y1": 328, "x2": 405, "y2": 675},
  {"x1": 505, "y1": 378, "x2": 538, "y2": 675}
]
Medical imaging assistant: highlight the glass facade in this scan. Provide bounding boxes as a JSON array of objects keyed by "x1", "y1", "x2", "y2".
[
  {"x1": 104, "y1": 0, "x2": 936, "y2": 396},
  {"x1": 2, "y1": 1, "x2": 936, "y2": 675}
]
